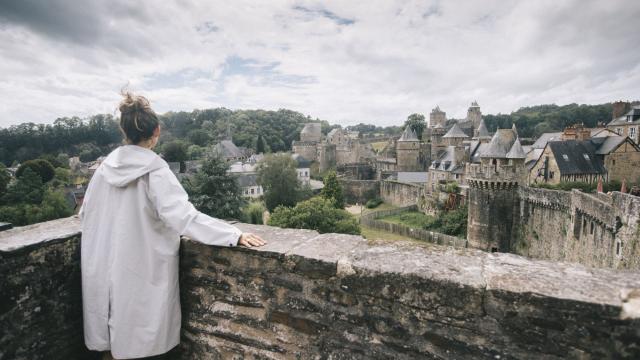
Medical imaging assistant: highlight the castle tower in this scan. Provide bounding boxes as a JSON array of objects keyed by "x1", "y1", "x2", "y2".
[
  {"x1": 475, "y1": 118, "x2": 491, "y2": 143},
  {"x1": 442, "y1": 122, "x2": 469, "y2": 147},
  {"x1": 396, "y1": 127, "x2": 422, "y2": 171},
  {"x1": 429, "y1": 106, "x2": 447, "y2": 128},
  {"x1": 430, "y1": 123, "x2": 448, "y2": 160},
  {"x1": 467, "y1": 101, "x2": 482, "y2": 131},
  {"x1": 466, "y1": 127, "x2": 526, "y2": 252}
]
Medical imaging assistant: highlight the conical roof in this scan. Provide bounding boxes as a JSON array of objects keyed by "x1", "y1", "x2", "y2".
[
  {"x1": 506, "y1": 137, "x2": 526, "y2": 159},
  {"x1": 481, "y1": 128, "x2": 518, "y2": 158},
  {"x1": 511, "y1": 123, "x2": 518, "y2": 137},
  {"x1": 442, "y1": 123, "x2": 469, "y2": 138},
  {"x1": 476, "y1": 119, "x2": 490, "y2": 138},
  {"x1": 398, "y1": 127, "x2": 419, "y2": 141}
]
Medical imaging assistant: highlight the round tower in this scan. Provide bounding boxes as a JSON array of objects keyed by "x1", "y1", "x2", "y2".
[
  {"x1": 466, "y1": 128, "x2": 526, "y2": 252},
  {"x1": 396, "y1": 127, "x2": 421, "y2": 171}
]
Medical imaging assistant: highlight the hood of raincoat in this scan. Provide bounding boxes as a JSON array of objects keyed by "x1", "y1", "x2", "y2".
[{"x1": 100, "y1": 145, "x2": 168, "y2": 187}]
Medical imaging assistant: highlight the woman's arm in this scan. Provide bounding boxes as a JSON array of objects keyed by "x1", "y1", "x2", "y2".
[{"x1": 147, "y1": 167, "x2": 253, "y2": 247}]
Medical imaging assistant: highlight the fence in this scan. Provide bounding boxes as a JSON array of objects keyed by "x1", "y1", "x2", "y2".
[{"x1": 360, "y1": 205, "x2": 467, "y2": 248}]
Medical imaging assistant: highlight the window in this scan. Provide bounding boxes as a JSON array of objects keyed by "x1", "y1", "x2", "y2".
[
  {"x1": 612, "y1": 159, "x2": 616, "y2": 166},
  {"x1": 616, "y1": 128, "x2": 623, "y2": 135},
  {"x1": 549, "y1": 171, "x2": 554, "y2": 179},
  {"x1": 630, "y1": 127, "x2": 637, "y2": 140},
  {"x1": 251, "y1": 188, "x2": 255, "y2": 194},
  {"x1": 562, "y1": 154, "x2": 569, "y2": 161},
  {"x1": 590, "y1": 221, "x2": 594, "y2": 235},
  {"x1": 583, "y1": 154, "x2": 590, "y2": 161}
]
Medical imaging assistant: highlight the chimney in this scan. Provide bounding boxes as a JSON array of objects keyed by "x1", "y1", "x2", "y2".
[{"x1": 612, "y1": 101, "x2": 631, "y2": 120}]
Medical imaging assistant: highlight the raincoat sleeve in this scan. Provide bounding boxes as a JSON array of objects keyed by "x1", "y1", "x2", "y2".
[{"x1": 147, "y1": 167, "x2": 242, "y2": 247}]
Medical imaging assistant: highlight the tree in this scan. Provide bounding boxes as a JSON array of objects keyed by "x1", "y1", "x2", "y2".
[
  {"x1": 256, "y1": 153, "x2": 301, "y2": 211},
  {"x1": 2, "y1": 167, "x2": 44, "y2": 205},
  {"x1": 320, "y1": 171, "x2": 345, "y2": 208},
  {"x1": 404, "y1": 113, "x2": 426, "y2": 140},
  {"x1": 16, "y1": 159, "x2": 55, "y2": 183},
  {"x1": 162, "y1": 140, "x2": 189, "y2": 163},
  {"x1": 187, "y1": 129, "x2": 211, "y2": 147},
  {"x1": 182, "y1": 153, "x2": 245, "y2": 220},
  {"x1": 0, "y1": 163, "x2": 9, "y2": 198},
  {"x1": 268, "y1": 197, "x2": 360, "y2": 235},
  {"x1": 256, "y1": 134, "x2": 267, "y2": 154}
]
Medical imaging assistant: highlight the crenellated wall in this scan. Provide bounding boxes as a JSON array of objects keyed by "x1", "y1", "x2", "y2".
[
  {"x1": 2, "y1": 217, "x2": 640, "y2": 359},
  {"x1": 512, "y1": 187, "x2": 640, "y2": 269}
]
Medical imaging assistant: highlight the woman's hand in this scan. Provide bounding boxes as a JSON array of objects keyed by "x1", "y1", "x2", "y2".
[{"x1": 238, "y1": 233, "x2": 267, "y2": 248}]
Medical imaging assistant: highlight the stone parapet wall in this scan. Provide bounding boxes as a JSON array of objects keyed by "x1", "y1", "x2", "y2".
[
  {"x1": 2, "y1": 217, "x2": 640, "y2": 359},
  {"x1": 339, "y1": 179, "x2": 379, "y2": 204},
  {"x1": 0, "y1": 217, "x2": 95, "y2": 360},
  {"x1": 380, "y1": 180, "x2": 424, "y2": 207}
]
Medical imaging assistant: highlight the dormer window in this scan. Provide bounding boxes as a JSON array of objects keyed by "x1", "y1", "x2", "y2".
[{"x1": 562, "y1": 154, "x2": 569, "y2": 161}]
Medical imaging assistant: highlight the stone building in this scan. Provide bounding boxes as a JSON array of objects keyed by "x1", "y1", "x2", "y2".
[
  {"x1": 395, "y1": 127, "x2": 423, "y2": 172},
  {"x1": 467, "y1": 101, "x2": 483, "y2": 135},
  {"x1": 607, "y1": 104, "x2": 640, "y2": 144},
  {"x1": 528, "y1": 136, "x2": 640, "y2": 185},
  {"x1": 429, "y1": 105, "x2": 447, "y2": 128},
  {"x1": 466, "y1": 127, "x2": 527, "y2": 252},
  {"x1": 292, "y1": 123, "x2": 375, "y2": 173}
]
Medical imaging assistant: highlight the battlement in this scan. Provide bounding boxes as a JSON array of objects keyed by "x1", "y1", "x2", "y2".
[
  {"x1": 2, "y1": 217, "x2": 640, "y2": 359},
  {"x1": 466, "y1": 162, "x2": 526, "y2": 185}
]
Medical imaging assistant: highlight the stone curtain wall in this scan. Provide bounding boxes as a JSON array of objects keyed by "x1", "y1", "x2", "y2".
[
  {"x1": 359, "y1": 206, "x2": 467, "y2": 248},
  {"x1": 380, "y1": 180, "x2": 423, "y2": 207},
  {"x1": 339, "y1": 179, "x2": 379, "y2": 204},
  {"x1": 0, "y1": 217, "x2": 95, "y2": 360},
  {"x1": 2, "y1": 217, "x2": 640, "y2": 359},
  {"x1": 513, "y1": 188, "x2": 640, "y2": 270}
]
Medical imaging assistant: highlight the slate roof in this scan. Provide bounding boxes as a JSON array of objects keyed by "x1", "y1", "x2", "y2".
[
  {"x1": 481, "y1": 128, "x2": 518, "y2": 158},
  {"x1": 397, "y1": 172, "x2": 428, "y2": 183},
  {"x1": 608, "y1": 106, "x2": 640, "y2": 125},
  {"x1": 547, "y1": 140, "x2": 606, "y2": 176},
  {"x1": 398, "y1": 127, "x2": 419, "y2": 141},
  {"x1": 476, "y1": 119, "x2": 490, "y2": 138},
  {"x1": 442, "y1": 123, "x2": 469, "y2": 138},
  {"x1": 531, "y1": 132, "x2": 563, "y2": 149},
  {"x1": 592, "y1": 136, "x2": 626, "y2": 155},
  {"x1": 236, "y1": 173, "x2": 259, "y2": 187},
  {"x1": 506, "y1": 138, "x2": 526, "y2": 159},
  {"x1": 430, "y1": 146, "x2": 465, "y2": 173},
  {"x1": 215, "y1": 140, "x2": 244, "y2": 159},
  {"x1": 301, "y1": 123, "x2": 322, "y2": 134}
]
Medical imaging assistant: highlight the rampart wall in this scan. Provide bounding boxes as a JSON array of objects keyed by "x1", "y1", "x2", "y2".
[{"x1": 1, "y1": 217, "x2": 640, "y2": 359}]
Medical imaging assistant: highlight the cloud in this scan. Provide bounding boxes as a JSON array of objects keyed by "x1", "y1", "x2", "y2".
[{"x1": 0, "y1": 0, "x2": 638, "y2": 127}]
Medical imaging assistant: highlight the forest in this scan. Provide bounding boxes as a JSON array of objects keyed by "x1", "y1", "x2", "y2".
[
  {"x1": 482, "y1": 103, "x2": 614, "y2": 139},
  {"x1": 0, "y1": 102, "x2": 622, "y2": 166},
  {"x1": 0, "y1": 108, "x2": 332, "y2": 166}
]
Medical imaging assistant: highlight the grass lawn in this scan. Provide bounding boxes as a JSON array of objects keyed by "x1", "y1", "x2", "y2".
[
  {"x1": 378, "y1": 211, "x2": 431, "y2": 228},
  {"x1": 360, "y1": 225, "x2": 417, "y2": 242}
]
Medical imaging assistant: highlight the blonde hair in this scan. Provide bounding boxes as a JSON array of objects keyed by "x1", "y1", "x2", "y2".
[{"x1": 118, "y1": 91, "x2": 159, "y2": 144}]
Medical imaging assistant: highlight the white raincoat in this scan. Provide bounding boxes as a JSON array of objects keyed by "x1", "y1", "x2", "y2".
[{"x1": 79, "y1": 145, "x2": 242, "y2": 359}]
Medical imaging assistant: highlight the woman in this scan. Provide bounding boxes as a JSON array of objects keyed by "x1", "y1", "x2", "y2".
[{"x1": 79, "y1": 93, "x2": 266, "y2": 359}]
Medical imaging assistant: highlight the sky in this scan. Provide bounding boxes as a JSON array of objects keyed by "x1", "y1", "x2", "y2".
[{"x1": 0, "y1": 0, "x2": 639, "y2": 128}]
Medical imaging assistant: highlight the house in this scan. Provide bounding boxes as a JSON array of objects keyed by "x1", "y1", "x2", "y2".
[
  {"x1": 214, "y1": 140, "x2": 246, "y2": 162},
  {"x1": 528, "y1": 136, "x2": 640, "y2": 185},
  {"x1": 607, "y1": 105, "x2": 640, "y2": 144}
]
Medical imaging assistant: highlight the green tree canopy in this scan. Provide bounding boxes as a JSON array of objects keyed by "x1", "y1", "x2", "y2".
[
  {"x1": 182, "y1": 153, "x2": 245, "y2": 220},
  {"x1": 268, "y1": 196, "x2": 360, "y2": 235},
  {"x1": 256, "y1": 153, "x2": 301, "y2": 211},
  {"x1": 16, "y1": 159, "x2": 55, "y2": 183},
  {"x1": 162, "y1": 140, "x2": 189, "y2": 162},
  {"x1": 320, "y1": 170, "x2": 345, "y2": 208},
  {"x1": 2, "y1": 167, "x2": 44, "y2": 205},
  {"x1": 0, "y1": 163, "x2": 10, "y2": 198},
  {"x1": 404, "y1": 113, "x2": 426, "y2": 140}
]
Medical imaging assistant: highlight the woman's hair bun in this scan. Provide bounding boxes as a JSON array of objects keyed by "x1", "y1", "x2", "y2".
[{"x1": 118, "y1": 91, "x2": 159, "y2": 144}]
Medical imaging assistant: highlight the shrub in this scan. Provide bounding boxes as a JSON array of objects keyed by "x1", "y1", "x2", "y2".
[
  {"x1": 243, "y1": 202, "x2": 266, "y2": 225},
  {"x1": 268, "y1": 196, "x2": 360, "y2": 235},
  {"x1": 366, "y1": 198, "x2": 383, "y2": 208}
]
